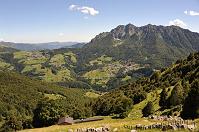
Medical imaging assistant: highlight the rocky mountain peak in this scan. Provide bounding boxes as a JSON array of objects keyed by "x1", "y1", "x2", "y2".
[{"x1": 111, "y1": 23, "x2": 138, "y2": 39}]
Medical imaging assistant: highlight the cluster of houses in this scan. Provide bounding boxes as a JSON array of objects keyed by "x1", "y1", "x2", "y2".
[
  {"x1": 123, "y1": 62, "x2": 141, "y2": 73},
  {"x1": 30, "y1": 53, "x2": 44, "y2": 58}
]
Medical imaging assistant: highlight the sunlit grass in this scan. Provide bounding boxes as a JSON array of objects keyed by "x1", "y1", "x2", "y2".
[
  {"x1": 20, "y1": 117, "x2": 154, "y2": 132},
  {"x1": 85, "y1": 92, "x2": 100, "y2": 98}
]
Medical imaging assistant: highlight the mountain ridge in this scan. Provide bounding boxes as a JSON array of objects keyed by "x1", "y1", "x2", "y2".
[{"x1": 0, "y1": 41, "x2": 85, "y2": 51}]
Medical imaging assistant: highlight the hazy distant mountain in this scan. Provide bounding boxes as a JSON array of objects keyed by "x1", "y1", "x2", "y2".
[
  {"x1": 64, "y1": 43, "x2": 86, "y2": 48},
  {"x1": 0, "y1": 41, "x2": 82, "y2": 51},
  {"x1": 36, "y1": 42, "x2": 84, "y2": 50}
]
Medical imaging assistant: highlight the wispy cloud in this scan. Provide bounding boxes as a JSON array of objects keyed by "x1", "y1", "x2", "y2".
[
  {"x1": 184, "y1": 10, "x2": 199, "y2": 16},
  {"x1": 69, "y1": 4, "x2": 99, "y2": 16},
  {"x1": 169, "y1": 19, "x2": 187, "y2": 28}
]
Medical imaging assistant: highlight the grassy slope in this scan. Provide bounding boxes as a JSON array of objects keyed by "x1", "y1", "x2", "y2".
[
  {"x1": 129, "y1": 87, "x2": 174, "y2": 119},
  {"x1": 20, "y1": 117, "x2": 199, "y2": 132},
  {"x1": 20, "y1": 117, "x2": 154, "y2": 132},
  {"x1": 13, "y1": 51, "x2": 76, "y2": 82},
  {"x1": 85, "y1": 92, "x2": 100, "y2": 98}
]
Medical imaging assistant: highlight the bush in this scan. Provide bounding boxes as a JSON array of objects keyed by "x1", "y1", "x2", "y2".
[
  {"x1": 169, "y1": 83, "x2": 184, "y2": 107},
  {"x1": 181, "y1": 80, "x2": 199, "y2": 119}
]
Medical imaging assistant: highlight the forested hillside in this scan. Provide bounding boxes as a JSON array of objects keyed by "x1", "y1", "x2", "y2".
[
  {"x1": 0, "y1": 71, "x2": 93, "y2": 131},
  {"x1": 94, "y1": 52, "x2": 199, "y2": 119}
]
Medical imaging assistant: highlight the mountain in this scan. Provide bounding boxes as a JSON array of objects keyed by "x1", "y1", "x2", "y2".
[
  {"x1": 0, "y1": 70, "x2": 92, "y2": 131},
  {"x1": 79, "y1": 24, "x2": 199, "y2": 69},
  {"x1": 0, "y1": 41, "x2": 81, "y2": 51},
  {"x1": 94, "y1": 52, "x2": 199, "y2": 119},
  {"x1": 0, "y1": 24, "x2": 199, "y2": 91},
  {"x1": 72, "y1": 24, "x2": 199, "y2": 90},
  {"x1": 35, "y1": 42, "x2": 85, "y2": 50}
]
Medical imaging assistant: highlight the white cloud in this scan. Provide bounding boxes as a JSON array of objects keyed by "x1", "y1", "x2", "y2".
[
  {"x1": 169, "y1": 19, "x2": 187, "y2": 28},
  {"x1": 184, "y1": 10, "x2": 199, "y2": 16},
  {"x1": 189, "y1": 11, "x2": 199, "y2": 16},
  {"x1": 69, "y1": 5, "x2": 99, "y2": 16},
  {"x1": 184, "y1": 10, "x2": 188, "y2": 15},
  {"x1": 69, "y1": 4, "x2": 78, "y2": 11}
]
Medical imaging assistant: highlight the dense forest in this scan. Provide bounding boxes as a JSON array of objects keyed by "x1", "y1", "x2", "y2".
[{"x1": 0, "y1": 71, "x2": 93, "y2": 131}]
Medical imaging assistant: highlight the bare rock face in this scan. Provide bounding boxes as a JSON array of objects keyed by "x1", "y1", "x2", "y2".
[{"x1": 111, "y1": 24, "x2": 138, "y2": 39}]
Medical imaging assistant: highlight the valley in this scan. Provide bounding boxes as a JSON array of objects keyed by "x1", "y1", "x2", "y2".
[
  {"x1": 0, "y1": 24, "x2": 199, "y2": 132},
  {"x1": 1, "y1": 1, "x2": 199, "y2": 131},
  {"x1": 1, "y1": 24, "x2": 199, "y2": 91}
]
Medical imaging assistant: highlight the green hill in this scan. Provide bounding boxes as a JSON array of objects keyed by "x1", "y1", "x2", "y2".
[
  {"x1": 0, "y1": 71, "x2": 92, "y2": 131},
  {"x1": 94, "y1": 52, "x2": 199, "y2": 119}
]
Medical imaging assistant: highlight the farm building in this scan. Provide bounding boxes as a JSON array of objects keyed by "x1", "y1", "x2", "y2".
[
  {"x1": 58, "y1": 117, "x2": 104, "y2": 125},
  {"x1": 57, "y1": 117, "x2": 74, "y2": 125}
]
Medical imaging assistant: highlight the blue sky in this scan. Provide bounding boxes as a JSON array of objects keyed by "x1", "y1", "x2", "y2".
[{"x1": 0, "y1": 0, "x2": 199, "y2": 43}]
